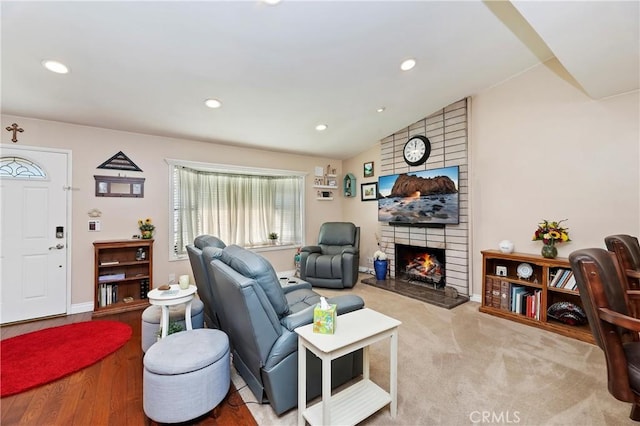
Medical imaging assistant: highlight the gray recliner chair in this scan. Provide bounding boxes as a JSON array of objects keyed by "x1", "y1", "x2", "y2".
[
  {"x1": 205, "y1": 244, "x2": 365, "y2": 415},
  {"x1": 299, "y1": 222, "x2": 360, "y2": 288},
  {"x1": 186, "y1": 235, "x2": 227, "y2": 329}
]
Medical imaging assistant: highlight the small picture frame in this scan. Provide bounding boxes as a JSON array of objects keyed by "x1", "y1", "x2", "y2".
[
  {"x1": 496, "y1": 266, "x2": 507, "y2": 277},
  {"x1": 361, "y1": 182, "x2": 378, "y2": 201},
  {"x1": 363, "y1": 161, "x2": 374, "y2": 178}
]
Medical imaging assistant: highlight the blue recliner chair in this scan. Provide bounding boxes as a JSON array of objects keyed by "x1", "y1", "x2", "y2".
[
  {"x1": 204, "y1": 243, "x2": 364, "y2": 415},
  {"x1": 300, "y1": 222, "x2": 360, "y2": 288},
  {"x1": 186, "y1": 235, "x2": 227, "y2": 329}
]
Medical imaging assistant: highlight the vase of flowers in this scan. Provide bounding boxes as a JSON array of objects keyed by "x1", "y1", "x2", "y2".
[
  {"x1": 373, "y1": 250, "x2": 388, "y2": 281},
  {"x1": 532, "y1": 219, "x2": 570, "y2": 259},
  {"x1": 138, "y1": 218, "x2": 155, "y2": 239},
  {"x1": 268, "y1": 232, "x2": 278, "y2": 245}
]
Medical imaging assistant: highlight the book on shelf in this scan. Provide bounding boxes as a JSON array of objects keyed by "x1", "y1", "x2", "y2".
[
  {"x1": 556, "y1": 269, "x2": 571, "y2": 288},
  {"x1": 535, "y1": 290, "x2": 541, "y2": 319},
  {"x1": 526, "y1": 290, "x2": 542, "y2": 319},
  {"x1": 526, "y1": 294, "x2": 533, "y2": 318},
  {"x1": 99, "y1": 273, "x2": 125, "y2": 282},
  {"x1": 484, "y1": 278, "x2": 493, "y2": 307},
  {"x1": 549, "y1": 268, "x2": 569, "y2": 287},
  {"x1": 563, "y1": 273, "x2": 577, "y2": 291},
  {"x1": 491, "y1": 278, "x2": 501, "y2": 309},
  {"x1": 500, "y1": 280, "x2": 510, "y2": 311},
  {"x1": 554, "y1": 269, "x2": 571, "y2": 288},
  {"x1": 100, "y1": 284, "x2": 106, "y2": 307},
  {"x1": 549, "y1": 268, "x2": 565, "y2": 287},
  {"x1": 140, "y1": 278, "x2": 150, "y2": 299},
  {"x1": 484, "y1": 277, "x2": 498, "y2": 308},
  {"x1": 511, "y1": 286, "x2": 527, "y2": 313},
  {"x1": 98, "y1": 283, "x2": 119, "y2": 307},
  {"x1": 519, "y1": 291, "x2": 532, "y2": 315},
  {"x1": 100, "y1": 260, "x2": 119, "y2": 266}
]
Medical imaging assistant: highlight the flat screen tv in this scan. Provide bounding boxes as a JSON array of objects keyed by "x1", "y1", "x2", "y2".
[{"x1": 378, "y1": 166, "x2": 459, "y2": 225}]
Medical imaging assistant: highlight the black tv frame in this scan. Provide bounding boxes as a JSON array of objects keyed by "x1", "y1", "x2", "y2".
[{"x1": 377, "y1": 165, "x2": 460, "y2": 226}]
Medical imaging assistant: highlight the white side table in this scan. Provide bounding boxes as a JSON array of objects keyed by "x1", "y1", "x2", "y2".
[
  {"x1": 147, "y1": 284, "x2": 197, "y2": 338},
  {"x1": 295, "y1": 308, "x2": 401, "y2": 426}
]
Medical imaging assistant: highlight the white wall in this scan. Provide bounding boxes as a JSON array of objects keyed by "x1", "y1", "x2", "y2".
[
  {"x1": 470, "y1": 58, "x2": 639, "y2": 297},
  {"x1": 343, "y1": 58, "x2": 639, "y2": 300},
  {"x1": 0, "y1": 117, "x2": 345, "y2": 309},
  {"x1": 342, "y1": 144, "x2": 382, "y2": 270}
]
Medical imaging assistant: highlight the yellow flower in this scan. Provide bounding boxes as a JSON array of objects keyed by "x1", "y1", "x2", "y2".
[
  {"x1": 532, "y1": 219, "x2": 570, "y2": 244},
  {"x1": 138, "y1": 217, "x2": 155, "y2": 231}
]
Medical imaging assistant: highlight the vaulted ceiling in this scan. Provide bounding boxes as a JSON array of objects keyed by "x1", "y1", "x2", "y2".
[{"x1": 2, "y1": 1, "x2": 638, "y2": 159}]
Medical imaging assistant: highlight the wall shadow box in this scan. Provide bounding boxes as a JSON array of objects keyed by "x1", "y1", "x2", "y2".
[{"x1": 95, "y1": 175, "x2": 145, "y2": 198}]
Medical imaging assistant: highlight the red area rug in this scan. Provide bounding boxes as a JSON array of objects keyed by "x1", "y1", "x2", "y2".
[{"x1": 1, "y1": 320, "x2": 132, "y2": 397}]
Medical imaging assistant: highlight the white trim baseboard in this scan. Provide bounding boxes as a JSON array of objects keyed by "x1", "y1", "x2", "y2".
[{"x1": 70, "y1": 301, "x2": 94, "y2": 315}]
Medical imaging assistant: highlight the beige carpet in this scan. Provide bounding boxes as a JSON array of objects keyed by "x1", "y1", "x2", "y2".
[{"x1": 231, "y1": 277, "x2": 636, "y2": 425}]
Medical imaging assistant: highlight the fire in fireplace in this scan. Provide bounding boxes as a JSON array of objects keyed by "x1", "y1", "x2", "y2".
[{"x1": 395, "y1": 244, "x2": 446, "y2": 289}]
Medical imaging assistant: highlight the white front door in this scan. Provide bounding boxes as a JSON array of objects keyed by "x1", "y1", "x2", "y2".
[{"x1": 0, "y1": 145, "x2": 70, "y2": 324}]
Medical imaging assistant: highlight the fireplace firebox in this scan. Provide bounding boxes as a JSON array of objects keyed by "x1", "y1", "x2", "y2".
[{"x1": 395, "y1": 244, "x2": 446, "y2": 289}]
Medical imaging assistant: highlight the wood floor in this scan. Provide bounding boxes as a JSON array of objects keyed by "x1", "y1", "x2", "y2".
[{"x1": 1, "y1": 310, "x2": 258, "y2": 426}]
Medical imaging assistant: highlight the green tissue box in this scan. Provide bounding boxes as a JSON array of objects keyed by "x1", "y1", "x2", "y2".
[{"x1": 313, "y1": 303, "x2": 337, "y2": 334}]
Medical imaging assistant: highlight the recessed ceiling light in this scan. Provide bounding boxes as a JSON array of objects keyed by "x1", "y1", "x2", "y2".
[
  {"x1": 315, "y1": 124, "x2": 328, "y2": 131},
  {"x1": 42, "y1": 60, "x2": 69, "y2": 74},
  {"x1": 205, "y1": 98, "x2": 222, "y2": 109},
  {"x1": 377, "y1": 107, "x2": 386, "y2": 113},
  {"x1": 400, "y1": 58, "x2": 416, "y2": 71},
  {"x1": 263, "y1": 0, "x2": 282, "y2": 4}
]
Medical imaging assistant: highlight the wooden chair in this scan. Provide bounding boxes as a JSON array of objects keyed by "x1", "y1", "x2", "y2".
[
  {"x1": 569, "y1": 248, "x2": 640, "y2": 421},
  {"x1": 605, "y1": 235, "x2": 640, "y2": 317}
]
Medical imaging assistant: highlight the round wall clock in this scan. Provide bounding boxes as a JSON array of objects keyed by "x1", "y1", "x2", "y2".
[{"x1": 403, "y1": 135, "x2": 431, "y2": 166}]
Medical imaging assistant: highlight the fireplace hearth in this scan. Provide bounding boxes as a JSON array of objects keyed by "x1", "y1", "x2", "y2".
[
  {"x1": 361, "y1": 243, "x2": 468, "y2": 309},
  {"x1": 360, "y1": 276, "x2": 468, "y2": 309}
]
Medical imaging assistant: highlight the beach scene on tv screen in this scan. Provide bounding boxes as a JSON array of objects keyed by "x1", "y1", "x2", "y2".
[{"x1": 378, "y1": 166, "x2": 459, "y2": 224}]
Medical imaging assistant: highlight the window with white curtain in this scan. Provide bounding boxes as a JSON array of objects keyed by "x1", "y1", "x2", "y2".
[{"x1": 168, "y1": 160, "x2": 305, "y2": 259}]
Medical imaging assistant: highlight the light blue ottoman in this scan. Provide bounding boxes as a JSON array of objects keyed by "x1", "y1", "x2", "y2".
[
  {"x1": 141, "y1": 298, "x2": 205, "y2": 352},
  {"x1": 143, "y1": 329, "x2": 230, "y2": 424}
]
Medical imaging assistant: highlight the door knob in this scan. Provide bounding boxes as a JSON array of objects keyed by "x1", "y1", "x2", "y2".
[{"x1": 49, "y1": 244, "x2": 65, "y2": 250}]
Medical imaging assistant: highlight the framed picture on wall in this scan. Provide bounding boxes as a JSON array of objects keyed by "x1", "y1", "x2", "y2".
[
  {"x1": 361, "y1": 182, "x2": 378, "y2": 201},
  {"x1": 363, "y1": 161, "x2": 374, "y2": 177}
]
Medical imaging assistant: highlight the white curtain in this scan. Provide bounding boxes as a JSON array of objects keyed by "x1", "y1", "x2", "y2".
[{"x1": 174, "y1": 166, "x2": 302, "y2": 255}]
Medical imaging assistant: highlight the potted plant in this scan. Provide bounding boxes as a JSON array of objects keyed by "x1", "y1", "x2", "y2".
[
  {"x1": 138, "y1": 217, "x2": 155, "y2": 239},
  {"x1": 373, "y1": 250, "x2": 388, "y2": 281},
  {"x1": 156, "y1": 321, "x2": 184, "y2": 340},
  {"x1": 532, "y1": 219, "x2": 570, "y2": 259},
  {"x1": 268, "y1": 232, "x2": 278, "y2": 245}
]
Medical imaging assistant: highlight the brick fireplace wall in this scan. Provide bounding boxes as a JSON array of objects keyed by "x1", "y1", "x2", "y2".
[{"x1": 379, "y1": 98, "x2": 469, "y2": 296}]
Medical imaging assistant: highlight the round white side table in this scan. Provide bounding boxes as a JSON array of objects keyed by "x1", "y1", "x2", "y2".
[{"x1": 147, "y1": 284, "x2": 197, "y2": 339}]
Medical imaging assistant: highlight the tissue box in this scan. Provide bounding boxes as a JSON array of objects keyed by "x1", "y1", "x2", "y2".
[{"x1": 313, "y1": 303, "x2": 337, "y2": 334}]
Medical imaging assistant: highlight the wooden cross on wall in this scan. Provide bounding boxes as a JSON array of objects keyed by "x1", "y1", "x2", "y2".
[{"x1": 5, "y1": 123, "x2": 24, "y2": 143}]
